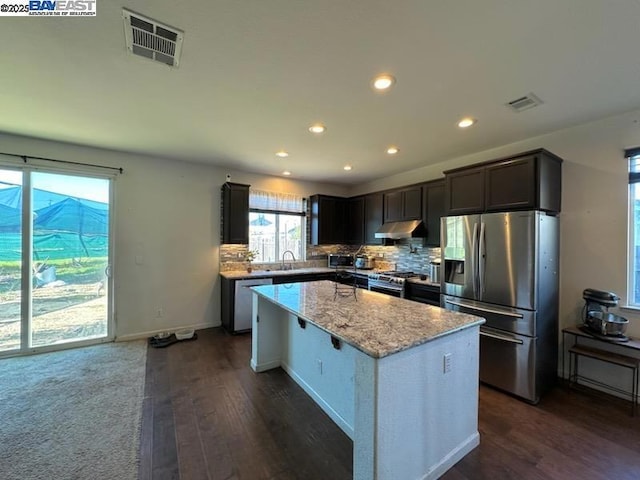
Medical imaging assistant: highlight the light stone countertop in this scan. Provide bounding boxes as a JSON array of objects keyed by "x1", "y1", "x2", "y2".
[
  {"x1": 250, "y1": 280, "x2": 484, "y2": 358},
  {"x1": 220, "y1": 267, "x2": 373, "y2": 280}
]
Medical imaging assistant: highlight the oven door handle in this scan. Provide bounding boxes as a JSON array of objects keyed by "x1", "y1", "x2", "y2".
[
  {"x1": 369, "y1": 285, "x2": 403, "y2": 292},
  {"x1": 443, "y1": 299, "x2": 524, "y2": 319},
  {"x1": 480, "y1": 329, "x2": 523, "y2": 345}
]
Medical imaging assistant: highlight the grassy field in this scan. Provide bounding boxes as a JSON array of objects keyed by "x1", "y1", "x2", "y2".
[{"x1": 0, "y1": 257, "x2": 106, "y2": 295}]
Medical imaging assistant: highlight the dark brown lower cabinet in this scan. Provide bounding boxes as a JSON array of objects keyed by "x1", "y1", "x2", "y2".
[{"x1": 405, "y1": 282, "x2": 440, "y2": 306}]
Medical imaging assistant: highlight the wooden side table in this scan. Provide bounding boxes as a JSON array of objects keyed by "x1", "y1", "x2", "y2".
[{"x1": 562, "y1": 326, "x2": 640, "y2": 416}]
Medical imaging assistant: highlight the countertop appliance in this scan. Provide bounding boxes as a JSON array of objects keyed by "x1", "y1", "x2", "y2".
[
  {"x1": 582, "y1": 288, "x2": 629, "y2": 338},
  {"x1": 355, "y1": 255, "x2": 375, "y2": 270},
  {"x1": 328, "y1": 254, "x2": 354, "y2": 268},
  {"x1": 429, "y1": 259, "x2": 441, "y2": 284},
  {"x1": 368, "y1": 271, "x2": 417, "y2": 298},
  {"x1": 234, "y1": 277, "x2": 273, "y2": 332},
  {"x1": 440, "y1": 211, "x2": 559, "y2": 404}
]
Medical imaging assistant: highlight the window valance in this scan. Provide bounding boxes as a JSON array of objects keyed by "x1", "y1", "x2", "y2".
[{"x1": 249, "y1": 189, "x2": 305, "y2": 213}]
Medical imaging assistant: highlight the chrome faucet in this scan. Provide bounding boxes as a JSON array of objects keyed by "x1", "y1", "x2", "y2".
[{"x1": 282, "y1": 250, "x2": 296, "y2": 270}]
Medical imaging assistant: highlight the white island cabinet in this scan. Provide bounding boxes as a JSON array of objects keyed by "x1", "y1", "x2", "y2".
[{"x1": 250, "y1": 281, "x2": 485, "y2": 480}]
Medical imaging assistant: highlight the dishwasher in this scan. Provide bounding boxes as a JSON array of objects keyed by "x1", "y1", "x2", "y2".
[{"x1": 234, "y1": 278, "x2": 273, "y2": 332}]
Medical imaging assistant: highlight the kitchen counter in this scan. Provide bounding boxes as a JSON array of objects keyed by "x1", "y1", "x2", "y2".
[
  {"x1": 220, "y1": 268, "x2": 441, "y2": 289},
  {"x1": 250, "y1": 280, "x2": 478, "y2": 358},
  {"x1": 250, "y1": 280, "x2": 484, "y2": 479},
  {"x1": 220, "y1": 267, "x2": 374, "y2": 280}
]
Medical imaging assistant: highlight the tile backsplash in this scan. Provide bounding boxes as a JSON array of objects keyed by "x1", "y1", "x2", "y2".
[
  {"x1": 219, "y1": 240, "x2": 440, "y2": 273},
  {"x1": 357, "y1": 241, "x2": 441, "y2": 274}
]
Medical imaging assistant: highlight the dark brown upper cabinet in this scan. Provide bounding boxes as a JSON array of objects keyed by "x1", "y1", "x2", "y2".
[
  {"x1": 444, "y1": 149, "x2": 562, "y2": 215},
  {"x1": 444, "y1": 167, "x2": 485, "y2": 215},
  {"x1": 384, "y1": 191, "x2": 403, "y2": 222},
  {"x1": 383, "y1": 186, "x2": 422, "y2": 222},
  {"x1": 347, "y1": 196, "x2": 365, "y2": 245},
  {"x1": 484, "y1": 153, "x2": 561, "y2": 212},
  {"x1": 364, "y1": 192, "x2": 385, "y2": 245},
  {"x1": 404, "y1": 187, "x2": 423, "y2": 219},
  {"x1": 484, "y1": 156, "x2": 536, "y2": 211},
  {"x1": 422, "y1": 179, "x2": 445, "y2": 246},
  {"x1": 221, "y1": 182, "x2": 250, "y2": 244},
  {"x1": 310, "y1": 194, "x2": 347, "y2": 245}
]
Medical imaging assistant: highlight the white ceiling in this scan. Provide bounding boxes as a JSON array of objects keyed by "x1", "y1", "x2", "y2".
[{"x1": 1, "y1": 1, "x2": 640, "y2": 184}]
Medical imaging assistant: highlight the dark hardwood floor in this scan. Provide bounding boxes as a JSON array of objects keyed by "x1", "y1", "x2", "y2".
[{"x1": 139, "y1": 328, "x2": 640, "y2": 480}]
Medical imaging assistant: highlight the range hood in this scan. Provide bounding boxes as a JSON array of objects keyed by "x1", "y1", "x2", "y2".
[{"x1": 374, "y1": 219, "x2": 428, "y2": 239}]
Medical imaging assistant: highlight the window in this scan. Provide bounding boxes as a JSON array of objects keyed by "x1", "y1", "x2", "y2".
[
  {"x1": 0, "y1": 165, "x2": 114, "y2": 354},
  {"x1": 248, "y1": 190, "x2": 305, "y2": 263},
  {"x1": 628, "y1": 149, "x2": 640, "y2": 306}
]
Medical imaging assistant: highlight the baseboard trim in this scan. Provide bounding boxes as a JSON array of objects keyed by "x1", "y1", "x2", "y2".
[
  {"x1": 251, "y1": 359, "x2": 281, "y2": 372},
  {"x1": 422, "y1": 431, "x2": 480, "y2": 480},
  {"x1": 116, "y1": 321, "x2": 215, "y2": 342}
]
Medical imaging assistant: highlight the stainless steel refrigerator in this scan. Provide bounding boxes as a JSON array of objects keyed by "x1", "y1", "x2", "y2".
[{"x1": 440, "y1": 211, "x2": 559, "y2": 403}]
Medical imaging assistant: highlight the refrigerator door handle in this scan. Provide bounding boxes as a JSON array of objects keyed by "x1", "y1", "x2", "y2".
[
  {"x1": 471, "y1": 222, "x2": 479, "y2": 297},
  {"x1": 479, "y1": 221, "x2": 486, "y2": 298},
  {"x1": 443, "y1": 298, "x2": 524, "y2": 318},
  {"x1": 480, "y1": 328, "x2": 524, "y2": 345}
]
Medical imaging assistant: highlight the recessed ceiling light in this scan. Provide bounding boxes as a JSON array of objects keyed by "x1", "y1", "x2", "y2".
[
  {"x1": 372, "y1": 74, "x2": 395, "y2": 91},
  {"x1": 457, "y1": 117, "x2": 476, "y2": 128},
  {"x1": 344, "y1": 165, "x2": 352, "y2": 171},
  {"x1": 276, "y1": 150, "x2": 289, "y2": 158},
  {"x1": 309, "y1": 123, "x2": 326, "y2": 134},
  {"x1": 386, "y1": 146, "x2": 399, "y2": 155},
  {"x1": 282, "y1": 170, "x2": 291, "y2": 176}
]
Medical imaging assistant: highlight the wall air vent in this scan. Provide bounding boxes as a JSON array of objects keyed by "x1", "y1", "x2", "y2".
[
  {"x1": 123, "y1": 9, "x2": 183, "y2": 67},
  {"x1": 506, "y1": 93, "x2": 543, "y2": 113}
]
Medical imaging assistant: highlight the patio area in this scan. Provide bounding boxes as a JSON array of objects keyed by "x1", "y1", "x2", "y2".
[{"x1": 0, "y1": 280, "x2": 107, "y2": 351}]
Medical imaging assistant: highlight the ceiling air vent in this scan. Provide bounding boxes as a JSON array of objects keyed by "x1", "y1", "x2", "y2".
[
  {"x1": 506, "y1": 93, "x2": 543, "y2": 113},
  {"x1": 123, "y1": 9, "x2": 184, "y2": 67}
]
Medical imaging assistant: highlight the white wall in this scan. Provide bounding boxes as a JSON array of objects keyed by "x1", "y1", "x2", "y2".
[{"x1": 0, "y1": 133, "x2": 347, "y2": 339}]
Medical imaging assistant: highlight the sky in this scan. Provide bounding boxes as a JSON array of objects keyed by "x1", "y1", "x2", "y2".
[{"x1": 0, "y1": 169, "x2": 109, "y2": 203}]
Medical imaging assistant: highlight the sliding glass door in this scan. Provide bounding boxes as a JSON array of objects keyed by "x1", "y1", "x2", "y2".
[
  {"x1": 0, "y1": 169, "x2": 23, "y2": 352},
  {"x1": 0, "y1": 168, "x2": 112, "y2": 354}
]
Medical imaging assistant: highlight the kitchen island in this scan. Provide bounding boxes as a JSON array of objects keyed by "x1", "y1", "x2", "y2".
[{"x1": 250, "y1": 281, "x2": 485, "y2": 480}]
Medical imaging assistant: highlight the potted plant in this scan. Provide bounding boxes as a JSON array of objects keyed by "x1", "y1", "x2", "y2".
[{"x1": 244, "y1": 249, "x2": 258, "y2": 273}]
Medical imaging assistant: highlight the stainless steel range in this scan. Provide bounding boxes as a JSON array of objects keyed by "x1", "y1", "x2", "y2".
[{"x1": 367, "y1": 271, "x2": 417, "y2": 298}]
